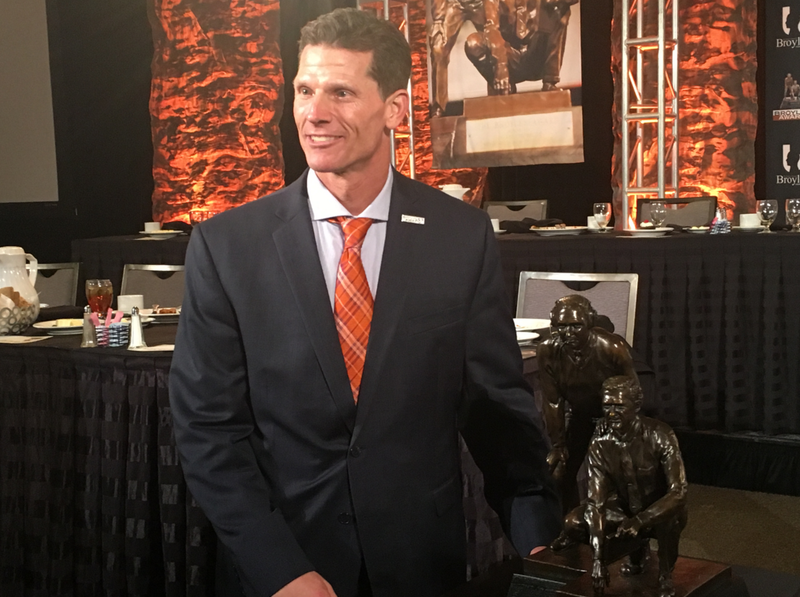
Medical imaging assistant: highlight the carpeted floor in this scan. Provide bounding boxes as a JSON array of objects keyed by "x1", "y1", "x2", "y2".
[{"x1": 680, "y1": 484, "x2": 800, "y2": 596}]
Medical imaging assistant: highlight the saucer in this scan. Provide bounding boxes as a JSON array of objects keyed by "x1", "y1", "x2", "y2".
[
  {"x1": 138, "y1": 230, "x2": 182, "y2": 239},
  {"x1": 623, "y1": 227, "x2": 673, "y2": 237},
  {"x1": 532, "y1": 226, "x2": 587, "y2": 236}
]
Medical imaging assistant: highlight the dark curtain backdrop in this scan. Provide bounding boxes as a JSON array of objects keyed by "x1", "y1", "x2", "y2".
[{"x1": 0, "y1": 0, "x2": 767, "y2": 261}]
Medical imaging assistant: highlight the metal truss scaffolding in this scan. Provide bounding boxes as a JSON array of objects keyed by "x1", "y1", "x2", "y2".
[
  {"x1": 358, "y1": 0, "x2": 417, "y2": 179},
  {"x1": 621, "y1": 0, "x2": 679, "y2": 223}
]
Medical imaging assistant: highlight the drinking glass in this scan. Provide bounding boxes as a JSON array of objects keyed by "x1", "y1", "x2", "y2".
[
  {"x1": 756, "y1": 199, "x2": 779, "y2": 233},
  {"x1": 593, "y1": 202, "x2": 612, "y2": 232},
  {"x1": 86, "y1": 279, "x2": 114, "y2": 314},
  {"x1": 786, "y1": 199, "x2": 800, "y2": 232},
  {"x1": 649, "y1": 201, "x2": 667, "y2": 228}
]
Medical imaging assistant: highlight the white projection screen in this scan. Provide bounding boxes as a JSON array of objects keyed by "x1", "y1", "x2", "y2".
[{"x1": 0, "y1": 0, "x2": 59, "y2": 203}]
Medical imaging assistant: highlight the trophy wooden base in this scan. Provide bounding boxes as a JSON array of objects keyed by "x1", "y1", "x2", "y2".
[
  {"x1": 430, "y1": 90, "x2": 583, "y2": 169},
  {"x1": 514, "y1": 544, "x2": 732, "y2": 597}
]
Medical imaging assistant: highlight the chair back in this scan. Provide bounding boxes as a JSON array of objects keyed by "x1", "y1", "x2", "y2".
[
  {"x1": 516, "y1": 272, "x2": 639, "y2": 345},
  {"x1": 27, "y1": 262, "x2": 80, "y2": 306},
  {"x1": 637, "y1": 196, "x2": 716, "y2": 227},
  {"x1": 484, "y1": 200, "x2": 548, "y2": 221},
  {"x1": 120, "y1": 264, "x2": 185, "y2": 308}
]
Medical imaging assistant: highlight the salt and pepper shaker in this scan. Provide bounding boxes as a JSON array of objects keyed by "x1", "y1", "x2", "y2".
[
  {"x1": 80, "y1": 305, "x2": 97, "y2": 348},
  {"x1": 128, "y1": 306, "x2": 147, "y2": 349},
  {"x1": 710, "y1": 207, "x2": 731, "y2": 234}
]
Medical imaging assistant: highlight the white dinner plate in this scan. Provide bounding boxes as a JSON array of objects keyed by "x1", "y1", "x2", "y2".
[
  {"x1": 514, "y1": 318, "x2": 550, "y2": 331},
  {"x1": 733, "y1": 226, "x2": 762, "y2": 233},
  {"x1": 138, "y1": 308, "x2": 181, "y2": 323},
  {"x1": 516, "y1": 331, "x2": 540, "y2": 344},
  {"x1": 532, "y1": 226, "x2": 588, "y2": 236},
  {"x1": 33, "y1": 319, "x2": 85, "y2": 335},
  {"x1": 138, "y1": 230, "x2": 183, "y2": 239},
  {"x1": 623, "y1": 227, "x2": 673, "y2": 237},
  {"x1": 686, "y1": 226, "x2": 710, "y2": 234}
]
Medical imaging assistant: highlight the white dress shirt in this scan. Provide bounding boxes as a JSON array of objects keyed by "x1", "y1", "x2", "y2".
[{"x1": 307, "y1": 168, "x2": 392, "y2": 308}]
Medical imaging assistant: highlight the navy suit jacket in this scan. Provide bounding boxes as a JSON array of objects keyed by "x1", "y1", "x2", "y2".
[{"x1": 169, "y1": 170, "x2": 560, "y2": 597}]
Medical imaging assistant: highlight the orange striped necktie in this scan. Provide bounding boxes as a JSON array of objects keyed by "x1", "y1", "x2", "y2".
[{"x1": 329, "y1": 216, "x2": 374, "y2": 403}]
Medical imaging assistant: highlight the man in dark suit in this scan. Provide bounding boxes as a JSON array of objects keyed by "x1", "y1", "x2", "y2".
[{"x1": 169, "y1": 8, "x2": 560, "y2": 597}]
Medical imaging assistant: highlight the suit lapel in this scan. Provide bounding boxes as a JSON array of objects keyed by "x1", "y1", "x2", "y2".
[
  {"x1": 273, "y1": 175, "x2": 357, "y2": 432},
  {"x1": 354, "y1": 174, "x2": 422, "y2": 436}
]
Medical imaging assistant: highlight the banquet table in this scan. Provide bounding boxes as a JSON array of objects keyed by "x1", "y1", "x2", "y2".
[{"x1": 73, "y1": 230, "x2": 800, "y2": 435}]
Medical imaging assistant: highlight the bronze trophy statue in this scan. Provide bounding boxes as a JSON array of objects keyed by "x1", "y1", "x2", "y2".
[
  {"x1": 462, "y1": 0, "x2": 579, "y2": 95},
  {"x1": 550, "y1": 375, "x2": 688, "y2": 597},
  {"x1": 537, "y1": 295, "x2": 638, "y2": 511}
]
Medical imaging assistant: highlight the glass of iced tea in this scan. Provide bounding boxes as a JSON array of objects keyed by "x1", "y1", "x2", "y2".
[{"x1": 85, "y1": 279, "x2": 114, "y2": 314}]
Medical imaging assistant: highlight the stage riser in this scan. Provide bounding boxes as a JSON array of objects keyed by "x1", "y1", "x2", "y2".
[{"x1": 676, "y1": 430, "x2": 800, "y2": 497}]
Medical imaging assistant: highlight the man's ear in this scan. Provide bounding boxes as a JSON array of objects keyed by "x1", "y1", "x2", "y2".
[{"x1": 384, "y1": 88, "x2": 410, "y2": 130}]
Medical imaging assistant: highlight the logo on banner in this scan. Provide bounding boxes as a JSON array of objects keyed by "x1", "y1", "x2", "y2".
[
  {"x1": 778, "y1": 144, "x2": 800, "y2": 185},
  {"x1": 778, "y1": 6, "x2": 800, "y2": 46},
  {"x1": 774, "y1": 73, "x2": 800, "y2": 120}
]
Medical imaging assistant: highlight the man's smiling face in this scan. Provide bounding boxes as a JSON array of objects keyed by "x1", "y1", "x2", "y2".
[{"x1": 293, "y1": 45, "x2": 394, "y2": 179}]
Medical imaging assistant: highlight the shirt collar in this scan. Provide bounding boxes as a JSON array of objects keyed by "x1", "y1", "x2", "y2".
[{"x1": 307, "y1": 168, "x2": 393, "y2": 222}]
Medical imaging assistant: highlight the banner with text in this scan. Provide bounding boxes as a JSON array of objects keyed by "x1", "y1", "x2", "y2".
[{"x1": 767, "y1": 1, "x2": 800, "y2": 202}]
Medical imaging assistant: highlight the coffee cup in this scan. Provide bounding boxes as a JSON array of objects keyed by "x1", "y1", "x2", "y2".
[
  {"x1": 117, "y1": 294, "x2": 144, "y2": 314},
  {"x1": 144, "y1": 221, "x2": 161, "y2": 232},
  {"x1": 587, "y1": 216, "x2": 599, "y2": 230},
  {"x1": 491, "y1": 219, "x2": 501, "y2": 233},
  {"x1": 739, "y1": 213, "x2": 761, "y2": 228}
]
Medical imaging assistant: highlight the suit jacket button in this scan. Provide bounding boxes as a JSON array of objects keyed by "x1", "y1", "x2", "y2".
[
  {"x1": 349, "y1": 446, "x2": 361, "y2": 458},
  {"x1": 337, "y1": 512, "x2": 353, "y2": 525}
]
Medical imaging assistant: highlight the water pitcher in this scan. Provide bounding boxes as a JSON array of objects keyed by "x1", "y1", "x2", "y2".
[{"x1": 0, "y1": 246, "x2": 40, "y2": 335}]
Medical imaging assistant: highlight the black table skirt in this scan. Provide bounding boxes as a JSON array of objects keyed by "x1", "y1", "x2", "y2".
[
  {"x1": 497, "y1": 232, "x2": 800, "y2": 435},
  {"x1": 0, "y1": 325, "x2": 215, "y2": 597}
]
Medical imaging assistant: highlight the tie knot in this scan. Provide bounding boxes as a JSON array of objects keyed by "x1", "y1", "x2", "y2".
[{"x1": 330, "y1": 217, "x2": 373, "y2": 249}]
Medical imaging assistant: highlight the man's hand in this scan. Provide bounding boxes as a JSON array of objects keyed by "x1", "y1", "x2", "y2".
[
  {"x1": 591, "y1": 558, "x2": 609, "y2": 596},
  {"x1": 546, "y1": 447, "x2": 568, "y2": 480},
  {"x1": 614, "y1": 516, "x2": 642, "y2": 539},
  {"x1": 492, "y1": 64, "x2": 511, "y2": 94},
  {"x1": 273, "y1": 572, "x2": 337, "y2": 597},
  {"x1": 529, "y1": 545, "x2": 547, "y2": 556}
]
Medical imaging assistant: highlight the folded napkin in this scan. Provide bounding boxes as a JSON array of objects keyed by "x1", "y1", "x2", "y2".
[
  {"x1": 0, "y1": 336, "x2": 51, "y2": 344},
  {"x1": 129, "y1": 344, "x2": 174, "y2": 352},
  {"x1": 501, "y1": 218, "x2": 564, "y2": 233},
  {"x1": 162, "y1": 221, "x2": 192, "y2": 233},
  {"x1": 37, "y1": 305, "x2": 84, "y2": 323}
]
